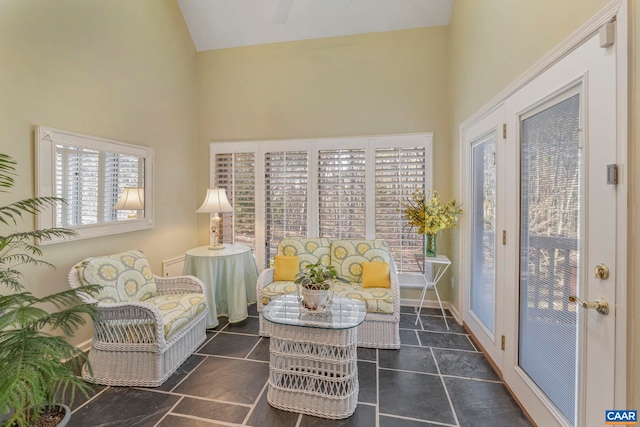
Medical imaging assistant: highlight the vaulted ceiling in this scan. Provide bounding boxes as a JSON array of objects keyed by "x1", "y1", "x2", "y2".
[{"x1": 178, "y1": 0, "x2": 453, "y2": 51}]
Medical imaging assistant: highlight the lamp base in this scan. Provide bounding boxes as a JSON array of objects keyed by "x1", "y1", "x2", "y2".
[{"x1": 207, "y1": 244, "x2": 225, "y2": 250}]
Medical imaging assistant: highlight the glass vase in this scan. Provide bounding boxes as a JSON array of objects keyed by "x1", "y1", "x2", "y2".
[{"x1": 425, "y1": 234, "x2": 437, "y2": 257}]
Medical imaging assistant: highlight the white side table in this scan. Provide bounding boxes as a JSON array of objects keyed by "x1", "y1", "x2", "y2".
[{"x1": 414, "y1": 254, "x2": 451, "y2": 330}]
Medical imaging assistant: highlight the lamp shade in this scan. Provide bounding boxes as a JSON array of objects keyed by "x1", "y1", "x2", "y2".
[
  {"x1": 113, "y1": 187, "x2": 144, "y2": 210},
  {"x1": 196, "y1": 188, "x2": 233, "y2": 213}
]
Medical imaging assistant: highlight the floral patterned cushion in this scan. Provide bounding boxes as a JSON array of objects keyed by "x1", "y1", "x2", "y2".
[
  {"x1": 77, "y1": 250, "x2": 157, "y2": 303},
  {"x1": 332, "y1": 282, "x2": 394, "y2": 314},
  {"x1": 330, "y1": 240, "x2": 391, "y2": 283},
  {"x1": 261, "y1": 281, "x2": 298, "y2": 306},
  {"x1": 144, "y1": 293, "x2": 206, "y2": 339},
  {"x1": 261, "y1": 281, "x2": 393, "y2": 314},
  {"x1": 277, "y1": 238, "x2": 331, "y2": 268}
]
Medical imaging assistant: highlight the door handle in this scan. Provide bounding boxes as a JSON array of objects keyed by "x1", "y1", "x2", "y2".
[{"x1": 568, "y1": 295, "x2": 609, "y2": 315}]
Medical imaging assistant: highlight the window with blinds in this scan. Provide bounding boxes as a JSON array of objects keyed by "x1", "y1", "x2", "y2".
[
  {"x1": 55, "y1": 145, "x2": 142, "y2": 226},
  {"x1": 215, "y1": 152, "x2": 256, "y2": 249},
  {"x1": 211, "y1": 134, "x2": 432, "y2": 273},
  {"x1": 318, "y1": 149, "x2": 366, "y2": 239},
  {"x1": 519, "y1": 93, "x2": 581, "y2": 424},
  {"x1": 264, "y1": 151, "x2": 309, "y2": 264},
  {"x1": 375, "y1": 146, "x2": 427, "y2": 273}
]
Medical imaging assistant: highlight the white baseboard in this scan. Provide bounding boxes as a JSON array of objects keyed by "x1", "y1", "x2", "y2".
[{"x1": 77, "y1": 338, "x2": 92, "y2": 353}]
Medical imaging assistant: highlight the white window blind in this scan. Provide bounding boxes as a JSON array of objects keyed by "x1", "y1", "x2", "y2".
[
  {"x1": 264, "y1": 151, "x2": 309, "y2": 264},
  {"x1": 519, "y1": 94, "x2": 581, "y2": 425},
  {"x1": 211, "y1": 134, "x2": 432, "y2": 274},
  {"x1": 215, "y1": 152, "x2": 256, "y2": 249},
  {"x1": 55, "y1": 144, "x2": 142, "y2": 226},
  {"x1": 318, "y1": 149, "x2": 366, "y2": 239},
  {"x1": 375, "y1": 146, "x2": 427, "y2": 273}
]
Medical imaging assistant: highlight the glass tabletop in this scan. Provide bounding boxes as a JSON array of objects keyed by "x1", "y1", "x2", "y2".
[{"x1": 263, "y1": 294, "x2": 367, "y2": 330}]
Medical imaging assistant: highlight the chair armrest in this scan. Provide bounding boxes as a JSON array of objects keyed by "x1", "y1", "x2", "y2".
[
  {"x1": 388, "y1": 257, "x2": 401, "y2": 319},
  {"x1": 93, "y1": 301, "x2": 166, "y2": 348},
  {"x1": 154, "y1": 275, "x2": 207, "y2": 298},
  {"x1": 256, "y1": 268, "x2": 275, "y2": 312}
]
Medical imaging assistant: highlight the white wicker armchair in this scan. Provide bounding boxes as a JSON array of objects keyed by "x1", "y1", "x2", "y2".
[{"x1": 69, "y1": 250, "x2": 208, "y2": 387}]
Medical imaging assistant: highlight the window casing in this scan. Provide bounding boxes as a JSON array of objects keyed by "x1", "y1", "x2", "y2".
[
  {"x1": 210, "y1": 134, "x2": 433, "y2": 276},
  {"x1": 36, "y1": 126, "x2": 154, "y2": 244}
]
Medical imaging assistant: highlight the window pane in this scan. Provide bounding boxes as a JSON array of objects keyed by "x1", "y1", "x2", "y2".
[
  {"x1": 215, "y1": 152, "x2": 256, "y2": 249},
  {"x1": 56, "y1": 145, "x2": 143, "y2": 226},
  {"x1": 318, "y1": 149, "x2": 366, "y2": 239},
  {"x1": 470, "y1": 133, "x2": 496, "y2": 333},
  {"x1": 265, "y1": 151, "x2": 308, "y2": 265},
  {"x1": 375, "y1": 146, "x2": 427, "y2": 273},
  {"x1": 519, "y1": 93, "x2": 580, "y2": 425}
]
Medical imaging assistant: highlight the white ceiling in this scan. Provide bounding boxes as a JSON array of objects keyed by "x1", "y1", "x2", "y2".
[{"x1": 178, "y1": 0, "x2": 454, "y2": 51}]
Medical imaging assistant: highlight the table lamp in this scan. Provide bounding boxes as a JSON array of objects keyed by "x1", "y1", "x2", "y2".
[
  {"x1": 196, "y1": 188, "x2": 233, "y2": 250},
  {"x1": 112, "y1": 187, "x2": 144, "y2": 219}
]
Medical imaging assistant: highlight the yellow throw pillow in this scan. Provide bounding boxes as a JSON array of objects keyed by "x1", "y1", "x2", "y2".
[
  {"x1": 361, "y1": 262, "x2": 390, "y2": 288},
  {"x1": 273, "y1": 255, "x2": 300, "y2": 282}
]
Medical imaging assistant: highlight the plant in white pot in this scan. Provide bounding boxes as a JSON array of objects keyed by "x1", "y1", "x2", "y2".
[
  {"x1": 294, "y1": 260, "x2": 347, "y2": 311},
  {"x1": 0, "y1": 153, "x2": 99, "y2": 427}
]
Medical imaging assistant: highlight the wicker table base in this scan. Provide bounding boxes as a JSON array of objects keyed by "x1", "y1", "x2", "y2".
[{"x1": 267, "y1": 322, "x2": 359, "y2": 419}]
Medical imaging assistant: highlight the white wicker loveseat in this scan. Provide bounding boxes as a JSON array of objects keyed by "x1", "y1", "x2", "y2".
[
  {"x1": 69, "y1": 250, "x2": 208, "y2": 387},
  {"x1": 257, "y1": 238, "x2": 400, "y2": 349}
]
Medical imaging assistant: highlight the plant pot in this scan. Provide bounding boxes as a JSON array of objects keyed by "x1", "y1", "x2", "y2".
[
  {"x1": 57, "y1": 404, "x2": 71, "y2": 427},
  {"x1": 36, "y1": 404, "x2": 71, "y2": 427},
  {"x1": 300, "y1": 288, "x2": 330, "y2": 310}
]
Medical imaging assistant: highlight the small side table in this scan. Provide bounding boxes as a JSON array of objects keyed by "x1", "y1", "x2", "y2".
[
  {"x1": 263, "y1": 295, "x2": 366, "y2": 419},
  {"x1": 183, "y1": 244, "x2": 258, "y2": 328},
  {"x1": 414, "y1": 254, "x2": 451, "y2": 330}
]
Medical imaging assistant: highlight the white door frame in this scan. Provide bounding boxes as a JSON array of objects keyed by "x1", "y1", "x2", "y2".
[{"x1": 458, "y1": 0, "x2": 628, "y2": 412}]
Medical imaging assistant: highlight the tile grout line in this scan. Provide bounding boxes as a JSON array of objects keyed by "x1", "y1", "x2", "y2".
[
  {"x1": 153, "y1": 395, "x2": 184, "y2": 427},
  {"x1": 242, "y1": 378, "x2": 269, "y2": 425},
  {"x1": 431, "y1": 347, "x2": 461, "y2": 427},
  {"x1": 164, "y1": 412, "x2": 240, "y2": 426},
  {"x1": 244, "y1": 336, "x2": 264, "y2": 359},
  {"x1": 375, "y1": 347, "x2": 380, "y2": 427},
  {"x1": 71, "y1": 385, "x2": 110, "y2": 414},
  {"x1": 130, "y1": 386, "x2": 253, "y2": 408},
  {"x1": 167, "y1": 354, "x2": 210, "y2": 393},
  {"x1": 379, "y1": 413, "x2": 458, "y2": 427}
]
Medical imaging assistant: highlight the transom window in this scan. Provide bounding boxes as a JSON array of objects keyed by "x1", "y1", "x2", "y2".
[{"x1": 210, "y1": 134, "x2": 433, "y2": 274}]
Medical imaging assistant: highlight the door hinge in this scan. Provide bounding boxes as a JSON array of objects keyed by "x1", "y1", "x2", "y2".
[
  {"x1": 493, "y1": 152, "x2": 496, "y2": 166},
  {"x1": 503, "y1": 124, "x2": 507, "y2": 139},
  {"x1": 501, "y1": 335, "x2": 506, "y2": 350},
  {"x1": 502, "y1": 230, "x2": 506, "y2": 245}
]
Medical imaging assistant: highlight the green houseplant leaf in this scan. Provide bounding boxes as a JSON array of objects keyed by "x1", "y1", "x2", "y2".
[
  {"x1": 0, "y1": 153, "x2": 99, "y2": 426},
  {"x1": 294, "y1": 260, "x2": 348, "y2": 291}
]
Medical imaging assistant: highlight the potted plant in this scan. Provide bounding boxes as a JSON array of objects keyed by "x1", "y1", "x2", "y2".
[
  {"x1": 294, "y1": 260, "x2": 347, "y2": 310},
  {"x1": 0, "y1": 153, "x2": 98, "y2": 426}
]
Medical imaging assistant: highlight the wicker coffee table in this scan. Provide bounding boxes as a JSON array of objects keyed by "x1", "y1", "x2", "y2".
[{"x1": 263, "y1": 294, "x2": 367, "y2": 419}]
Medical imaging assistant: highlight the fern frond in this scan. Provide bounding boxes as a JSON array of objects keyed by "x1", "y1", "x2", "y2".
[
  {"x1": 0, "y1": 153, "x2": 16, "y2": 191},
  {"x1": 0, "y1": 197, "x2": 66, "y2": 225}
]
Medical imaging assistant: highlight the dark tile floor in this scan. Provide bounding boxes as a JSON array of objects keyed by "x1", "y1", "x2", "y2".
[{"x1": 67, "y1": 305, "x2": 532, "y2": 427}]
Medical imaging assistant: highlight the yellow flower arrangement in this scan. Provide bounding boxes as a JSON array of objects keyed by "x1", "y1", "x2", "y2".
[{"x1": 400, "y1": 190, "x2": 463, "y2": 235}]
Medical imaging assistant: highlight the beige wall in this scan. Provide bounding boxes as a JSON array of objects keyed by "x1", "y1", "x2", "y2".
[
  {"x1": 196, "y1": 27, "x2": 453, "y2": 300},
  {"x1": 0, "y1": 0, "x2": 198, "y2": 345},
  {"x1": 449, "y1": 0, "x2": 638, "y2": 409},
  {"x1": 448, "y1": 0, "x2": 613, "y2": 311}
]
